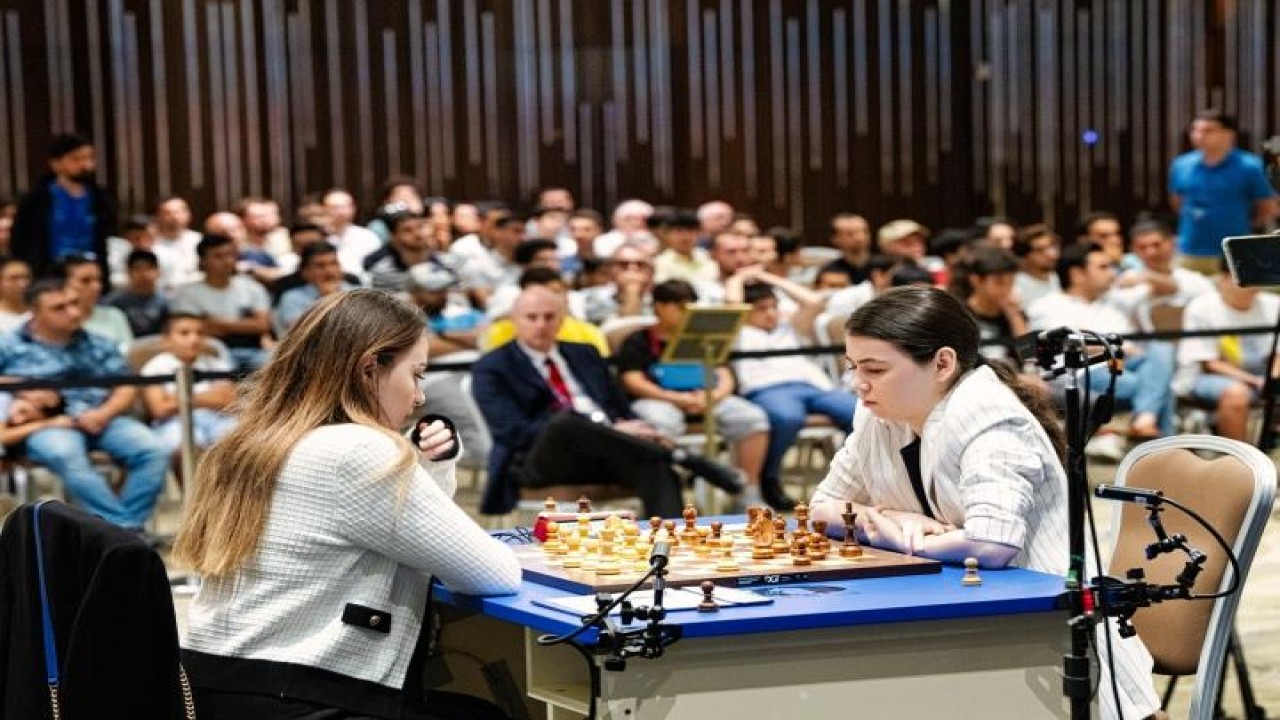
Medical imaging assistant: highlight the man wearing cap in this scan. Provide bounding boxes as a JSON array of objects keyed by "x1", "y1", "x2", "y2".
[
  {"x1": 273, "y1": 242, "x2": 357, "y2": 337},
  {"x1": 406, "y1": 262, "x2": 486, "y2": 352},
  {"x1": 876, "y1": 219, "x2": 929, "y2": 261},
  {"x1": 404, "y1": 262, "x2": 493, "y2": 471}
]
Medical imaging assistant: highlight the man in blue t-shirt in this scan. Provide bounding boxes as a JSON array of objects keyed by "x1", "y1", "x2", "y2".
[
  {"x1": 1168, "y1": 109, "x2": 1278, "y2": 274},
  {"x1": 11, "y1": 133, "x2": 115, "y2": 284}
]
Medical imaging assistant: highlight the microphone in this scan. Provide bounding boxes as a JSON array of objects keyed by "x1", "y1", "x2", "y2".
[
  {"x1": 1095, "y1": 485, "x2": 1165, "y2": 506},
  {"x1": 1034, "y1": 327, "x2": 1073, "y2": 369},
  {"x1": 649, "y1": 541, "x2": 671, "y2": 569}
]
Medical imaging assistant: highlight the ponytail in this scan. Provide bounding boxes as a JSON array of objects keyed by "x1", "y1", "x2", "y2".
[{"x1": 985, "y1": 360, "x2": 1066, "y2": 462}]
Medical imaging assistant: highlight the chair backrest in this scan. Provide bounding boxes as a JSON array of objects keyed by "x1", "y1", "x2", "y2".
[
  {"x1": 601, "y1": 315, "x2": 657, "y2": 356},
  {"x1": 1104, "y1": 434, "x2": 1275, "y2": 719},
  {"x1": 810, "y1": 311, "x2": 847, "y2": 384}
]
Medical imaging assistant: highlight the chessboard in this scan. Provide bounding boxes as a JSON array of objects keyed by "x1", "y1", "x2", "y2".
[{"x1": 516, "y1": 501, "x2": 941, "y2": 594}]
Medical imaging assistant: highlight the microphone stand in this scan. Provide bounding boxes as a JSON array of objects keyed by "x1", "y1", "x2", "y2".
[
  {"x1": 1058, "y1": 335, "x2": 1093, "y2": 720},
  {"x1": 1035, "y1": 329, "x2": 1124, "y2": 720}
]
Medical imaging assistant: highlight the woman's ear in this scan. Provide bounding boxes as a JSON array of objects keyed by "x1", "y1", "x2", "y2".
[
  {"x1": 934, "y1": 347, "x2": 959, "y2": 382},
  {"x1": 359, "y1": 355, "x2": 378, "y2": 380}
]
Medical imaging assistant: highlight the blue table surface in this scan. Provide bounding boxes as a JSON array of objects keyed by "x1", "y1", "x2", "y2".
[{"x1": 435, "y1": 521, "x2": 1069, "y2": 641}]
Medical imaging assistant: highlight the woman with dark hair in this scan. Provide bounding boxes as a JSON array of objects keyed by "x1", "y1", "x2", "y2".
[{"x1": 810, "y1": 285, "x2": 1159, "y2": 720}]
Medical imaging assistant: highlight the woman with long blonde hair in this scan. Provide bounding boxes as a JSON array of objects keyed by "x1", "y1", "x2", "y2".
[{"x1": 175, "y1": 289, "x2": 521, "y2": 720}]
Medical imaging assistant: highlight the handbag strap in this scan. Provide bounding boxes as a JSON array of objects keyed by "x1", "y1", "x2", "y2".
[
  {"x1": 31, "y1": 500, "x2": 62, "y2": 719},
  {"x1": 29, "y1": 502, "x2": 195, "y2": 720}
]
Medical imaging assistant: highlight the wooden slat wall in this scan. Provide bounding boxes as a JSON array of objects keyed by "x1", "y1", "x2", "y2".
[{"x1": 0, "y1": 0, "x2": 1275, "y2": 238}]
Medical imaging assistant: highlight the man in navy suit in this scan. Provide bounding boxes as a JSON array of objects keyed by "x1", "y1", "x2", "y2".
[{"x1": 471, "y1": 286, "x2": 740, "y2": 516}]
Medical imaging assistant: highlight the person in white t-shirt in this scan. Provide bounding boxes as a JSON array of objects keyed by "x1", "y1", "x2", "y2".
[
  {"x1": 139, "y1": 314, "x2": 236, "y2": 456},
  {"x1": 1178, "y1": 267, "x2": 1280, "y2": 441},
  {"x1": 1027, "y1": 242, "x2": 1177, "y2": 438},
  {"x1": 1109, "y1": 220, "x2": 1214, "y2": 328},
  {"x1": 730, "y1": 274, "x2": 856, "y2": 510},
  {"x1": 322, "y1": 188, "x2": 383, "y2": 280}
]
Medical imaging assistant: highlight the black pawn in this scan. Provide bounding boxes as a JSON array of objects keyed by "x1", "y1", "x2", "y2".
[{"x1": 697, "y1": 581, "x2": 719, "y2": 613}]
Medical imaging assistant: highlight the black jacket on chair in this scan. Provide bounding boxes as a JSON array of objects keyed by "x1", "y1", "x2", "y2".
[{"x1": 0, "y1": 501, "x2": 188, "y2": 719}]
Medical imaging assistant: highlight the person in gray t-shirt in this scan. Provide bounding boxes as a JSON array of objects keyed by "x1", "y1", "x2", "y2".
[{"x1": 171, "y1": 234, "x2": 270, "y2": 372}]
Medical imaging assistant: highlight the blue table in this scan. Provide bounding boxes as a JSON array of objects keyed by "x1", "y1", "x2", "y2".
[{"x1": 435, "y1": 558, "x2": 1075, "y2": 718}]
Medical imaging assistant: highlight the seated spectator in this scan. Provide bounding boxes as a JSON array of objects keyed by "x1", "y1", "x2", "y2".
[
  {"x1": 270, "y1": 223, "x2": 361, "y2": 301},
  {"x1": 482, "y1": 239, "x2": 566, "y2": 320},
  {"x1": 765, "y1": 228, "x2": 805, "y2": 282},
  {"x1": 730, "y1": 277, "x2": 856, "y2": 511},
  {"x1": 1110, "y1": 219, "x2": 1214, "y2": 327},
  {"x1": 813, "y1": 265, "x2": 854, "y2": 292},
  {"x1": 1027, "y1": 242, "x2": 1177, "y2": 439},
  {"x1": 594, "y1": 199, "x2": 658, "y2": 258},
  {"x1": 825, "y1": 254, "x2": 909, "y2": 319},
  {"x1": 403, "y1": 264, "x2": 492, "y2": 469},
  {"x1": 1081, "y1": 211, "x2": 1141, "y2": 271},
  {"x1": 949, "y1": 247, "x2": 1028, "y2": 368},
  {"x1": 150, "y1": 195, "x2": 203, "y2": 292},
  {"x1": 57, "y1": 252, "x2": 134, "y2": 347},
  {"x1": 471, "y1": 286, "x2": 740, "y2": 516},
  {"x1": 0, "y1": 256, "x2": 32, "y2": 332},
  {"x1": 652, "y1": 209, "x2": 718, "y2": 286},
  {"x1": 0, "y1": 278, "x2": 169, "y2": 528},
  {"x1": 322, "y1": 188, "x2": 383, "y2": 279},
  {"x1": 405, "y1": 264, "x2": 487, "y2": 354},
  {"x1": 365, "y1": 176, "x2": 427, "y2": 242},
  {"x1": 483, "y1": 267, "x2": 605, "y2": 355},
  {"x1": 561, "y1": 208, "x2": 604, "y2": 279},
  {"x1": 106, "y1": 214, "x2": 155, "y2": 290},
  {"x1": 729, "y1": 214, "x2": 760, "y2": 239},
  {"x1": 819, "y1": 213, "x2": 874, "y2": 285},
  {"x1": 617, "y1": 280, "x2": 771, "y2": 507},
  {"x1": 273, "y1": 242, "x2": 357, "y2": 337},
  {"x1": 448, "y1": 204, "x2": 524, "y2": 304},
  {"x1": 1012, "y1": 224, "x2": 1062, "y2": 308},
  {"x1": 171, "y1": 234, "x2": 272, "y2": 373},
  {"x1": 103, "y1": 249, "x2": 170, "y2": 337},
  {"x1": 581, "y1": 242, "x2": 655, "y2": 325},
  {"x1": 1178, "y1": 264, "x2": 1280, "y2": 441},
  {"x1": 364, "y1": 212, "x2": 435, "y2": 292},
  {"x1": 0, "y1": 390, "x2": 73, "y2": 450},
  {"x1": 697, "y1": 200, "x2": 736, "y2": 244},
  {"x1": 972, "y1": 216, "x2": 1019, "y2": 251},
  {"x1": 139, "y1": 314, "x2": 236, "y2": 456},
  {"x1": 703, "y1": 230, "x2": 757, "y2": 302}
]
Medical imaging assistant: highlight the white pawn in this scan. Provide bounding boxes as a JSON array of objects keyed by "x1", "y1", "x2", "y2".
[{"x1": 962, "y1": 557, "x2": 982, "y2": 587}]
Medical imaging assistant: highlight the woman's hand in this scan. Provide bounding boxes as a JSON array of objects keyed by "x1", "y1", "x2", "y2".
[
  {"x1": 878, "y1": 509, "x2": 953, "y2": 536},
  {"x1": 861, "y1": 507, "x2": 949, "y2": 556},
  {"x1": 413, "y1": 419, "x2": 456, "y2": 461}
]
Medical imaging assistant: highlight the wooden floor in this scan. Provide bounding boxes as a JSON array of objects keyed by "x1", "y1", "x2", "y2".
[{"x1": 158, "y1": 452, "x2": 1280, "y2": 718}]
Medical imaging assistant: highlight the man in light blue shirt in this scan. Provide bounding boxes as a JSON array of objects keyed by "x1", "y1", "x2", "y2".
[
  {"x1": 273, "y1": 242, "x2": 355, "y2": 337},
  {"x1": 0, "y1": 277, "x2": 168, "y2": 528},
  {"x1": 1168, "y1": 109, "x2": 1278, "y2": 273}
]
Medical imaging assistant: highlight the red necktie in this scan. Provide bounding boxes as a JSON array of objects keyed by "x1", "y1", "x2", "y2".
[{"x1": 545, "y1": 357, "x2": 573, "y2": 410}]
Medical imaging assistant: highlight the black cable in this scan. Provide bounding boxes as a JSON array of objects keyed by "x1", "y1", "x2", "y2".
[
  {"x1": 534, "y1": 564, "x2": 660, "y2": 646},
  {"x1": 1083, "y1": 330, "x2": 1126, "y2": 718},
  {"x1": 563, "y1": 640, "x2": 600, "y2": 720},
  {"x1": 1152, "y1": 495, "x2": 1243, "y2": 601}
]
